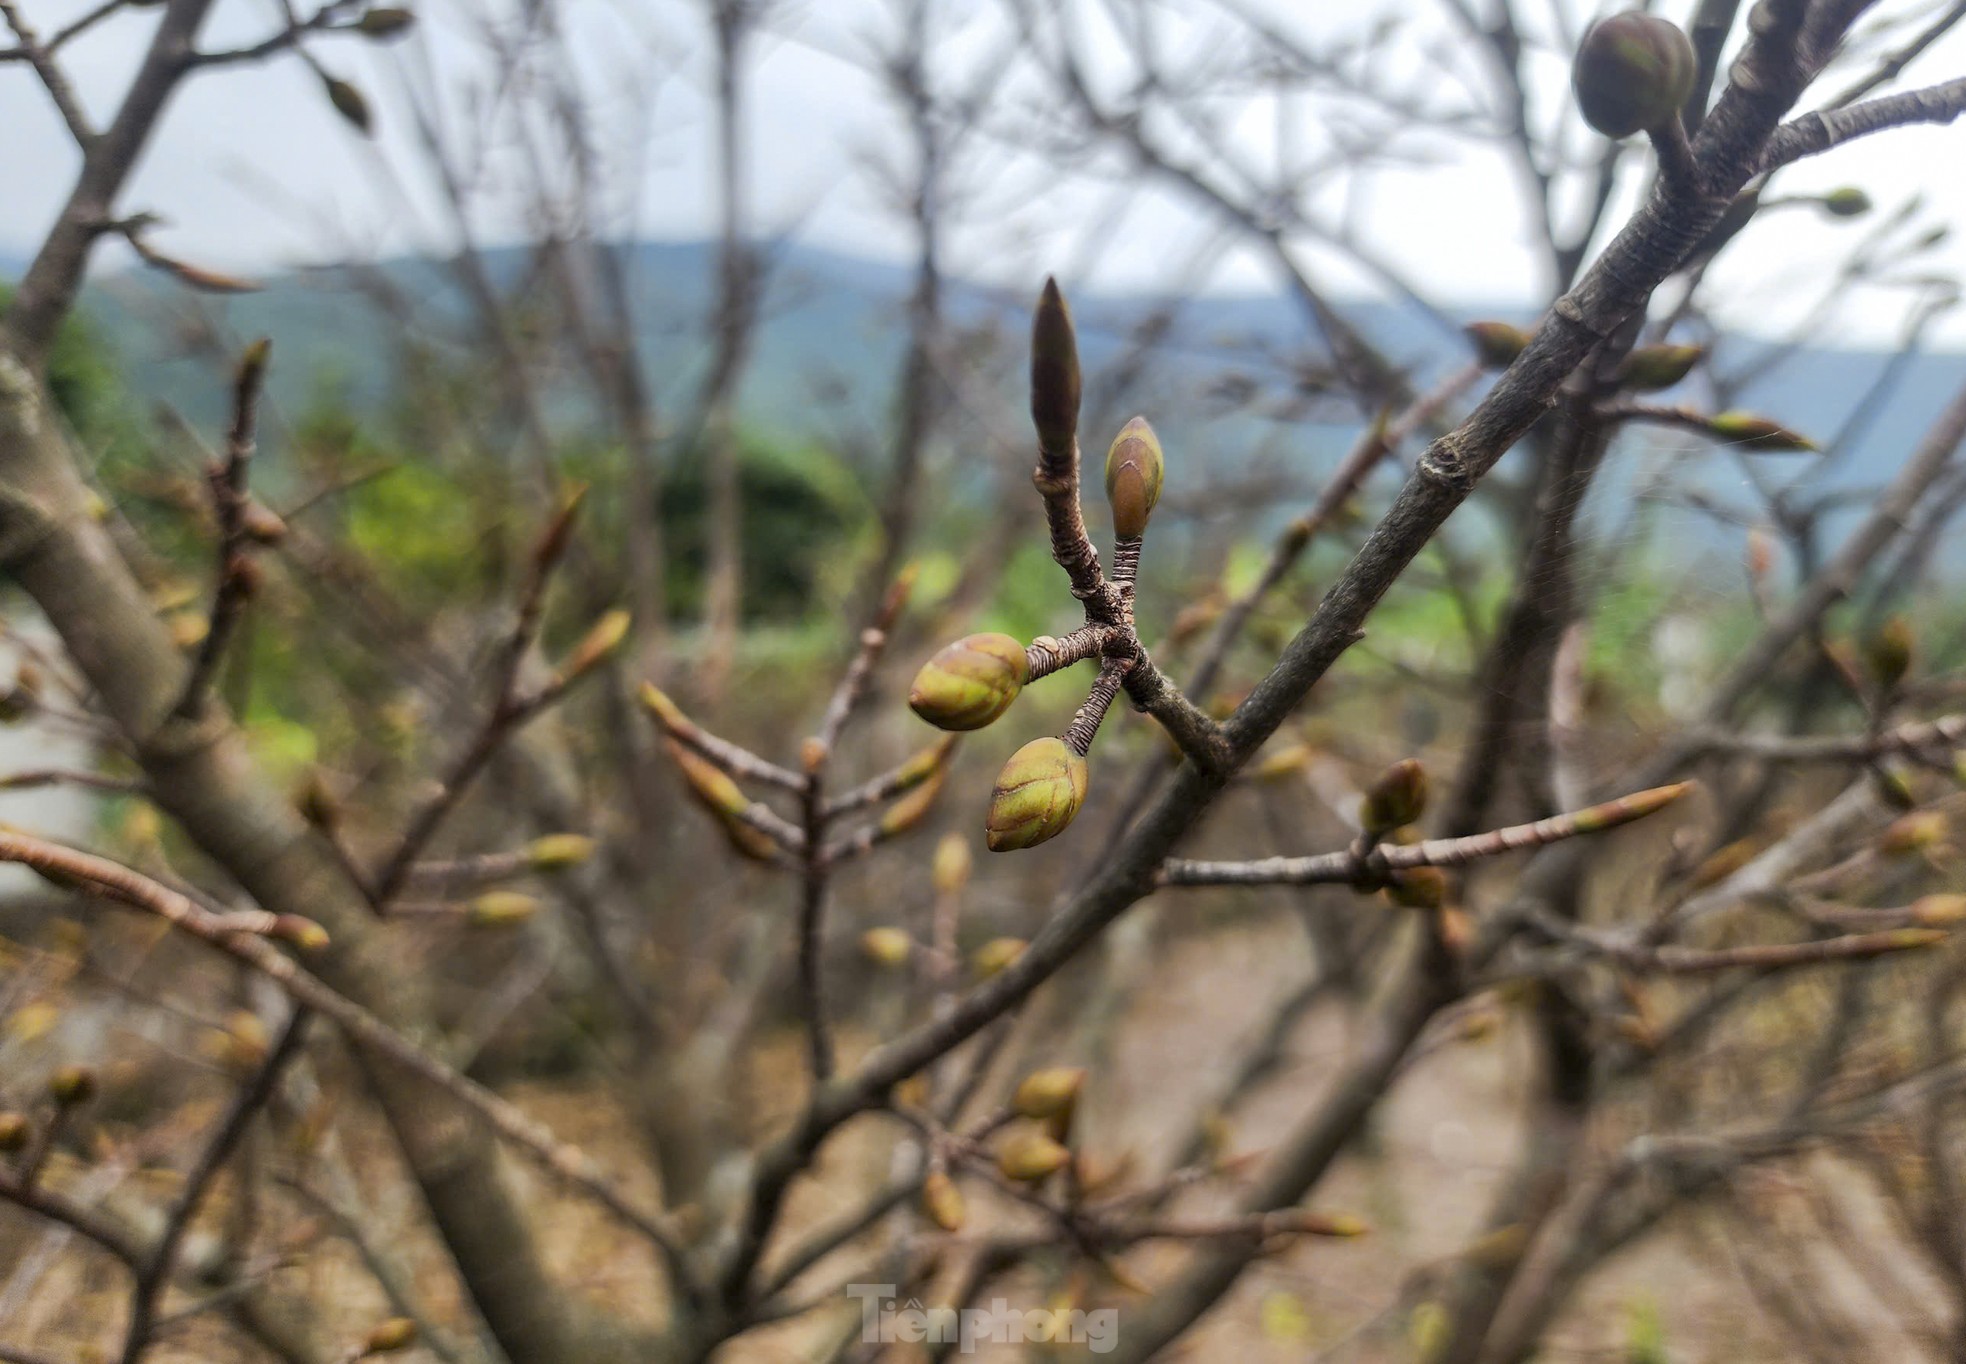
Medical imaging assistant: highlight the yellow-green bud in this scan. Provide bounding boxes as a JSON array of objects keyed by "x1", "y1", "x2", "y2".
[
  {"x1": 1387, "y1": 866, "x2": 1448, "y2": 911},
  {"x1": 357, "y1": 6, "x2": 415, "y2": 37},
  {"x1": 526, "y1": 834, "x2": 596, "y2": 872},
  {"x1": 667, "y1": 740, "x2": 749, "y2": 819},
  {"x1": 879, "y1": 766, "x2": 947, "y2": 836},
  {"x1": 0, "y1": 1112, "x2": 29, "y2": 1152},
  {"x1": 971, "y1": 937, "x2": 1026, "y2": 977},
  {"x1": 932, "y1": 832, "x2": 972, "y2": 894},
  {"x1": 1710, "y1": 411, "x2": 1816, "y2": 452},
  {"x1": 1822, "y1": 187, "x2": 1872, "y2": 218},
  {"x1": 1013, "y1": 1066, "x2": 1086, "y2": 1139},
  {"x1": 922, "y1": 1169, "x2": 966, "y2": 1231},
  {"x1": 997, "y1": 1128, "x2": 1071, "y2": 1183},
  {"x1": 1864, "y1": 616, "x2": 1915, "y2": 692},
  {"x1": 1572, "y1": 13, "x2": 1695, "y2": 139},
  {"x1": 1361, "y1": 759, "x2": 1428, "y2": 836},
  {"x1": 322, "y1": 74, "x2": 374, "y2": 135},
  {"x1": 1913, "y1": 894, "x2": 1966, "y2": 927},
  {"x1": 1878, "y1": 811, "x2": 1946, "y2": 856},
  {"x1": 1030, "y1": 278, "x2": 1081, "y2": 455},
  {"x1": 272, "y1": 914, "x2": 331, "y2": 953},
  {"x1": 909, "y1": 634, "x2": 1029, "y2": 732},
  {"x1": 559, "y1": 609, "x2": 630, "y2": 681},
  {"x1": 860, "y1": 927, "x2": 913, "y2": 968},
  {"x1": 1872, "y1": 764, "x2": 1918, "y2": 812},
  {"x1": 48, "y1": 1064, "x2": 96, "y2": 1106},
  {"x1": 469, "y1": 891, "x2": 540, "y2": 927},
  {"x1": 639, "y1": 682, "x2": 688, "y2": 732},
  {"x1": 297, "y1": 771, "x2": 342, "y2": 832},
  {"x1": 363, "y1": 1317, "x2": 418, "y2": 1353},
  {"x1": 1464, "y1": 321, "x2": 1531, "y2": 370},
  {"x1": 986, "y1": 737, "x2": 1089, "y2": 851},
  {"x1": 241, "y1": 500, "x2": 288, "y2": 545},
  {"x1": 1618, "y1": 343, "x2": 1705, "y2": 391},
  {"x1": 1103, "y1": 416, "x2": 1164, "y2": 539}
]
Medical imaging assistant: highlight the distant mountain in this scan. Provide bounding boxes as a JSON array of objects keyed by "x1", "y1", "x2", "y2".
[{"x1": 48, "y1": 238, "x2": 1966, "y2": 567}]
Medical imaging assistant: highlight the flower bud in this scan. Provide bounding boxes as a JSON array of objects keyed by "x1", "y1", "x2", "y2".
[
  {"x1": 922, "y1": 1169, "x2": 965, "y2": 1231},
  {"x1": 1913, "y1": 894, "x2": 1966, "y2": 927},
  {"x1": 1618, "y1": 343, "x2": 1705, "y2": 391},
  {"x1": 1873, "y1": 764, "x2": 1918, "y2": 812},
  {"x1": 357, "y1": 6, "x2": 415, "y2": 37},
  {"x1": 1878, "y1": 811, "x2": 1946, "y2": 856},
  {"x1": 1710, "y1": 411, "x2": 1816, "y2": 452},
  {"x1": 1388, "y1": 866, "x2": 1448, "y2": 911},
  {"x1": 860, "y1": 927, "x2": 913, "y2": 969},
  {"x1": 998, "y1": 1128, "x2": 1071, "y2": 1183},
  {"x1": 1103, "y1": 417, "x2": 1164, "y2": 539},
  {"x1": 559, "y1": 609, "x2": 630, "y2": 682},
  {"x1": 666, "y1": 740, "x2": 748, "y2": 819},
  {"x1": 1864, "y1": 616, "x2": 1914, "y2": 692},
  {"x1": 1361, "y1": 759, "x2": 1428, "y2": 837},
  {"x1": 909, "y1": 634, "x2": 1029, "y2": 732},
  {"x1": 932, "y1": 832, "x2": 972, "y2": 895},
  {"x1": 321, "y1": 73, "x2": 374, "y2": 135},
  {"x1": 1031, "y1": 278, "x2": 1081, "y2": 455},
  {"x1": 363, "y1": 1318, "x2": 418, "y2": 1353},
  {"x1": 468, "y1": 891, "x2": 540, "y2": 927},
  {"x1": 1572, "y1": 13, "x2": 1696, "y2": 139},
  {"x1": 879, "y1": 766, "x2": 946, "y2": 837},
  {"x1": 0, "y1": 1112, "x2": 29, "y2": 1152},
  {"x1": 272, "y1": 914, "x2": 331, "y2": 952},
  {"x1": 240, "y1": 503, "x2": 287, "y2": 546},
  {"x1": 526, "y1": 834, "x2": 596, "y2": 872},
  {"x1": 1013, "y1": 1066, "x2": 1086, "y2": 1138},
  {"x1": 971, "y1": 937, "x2": 1026, "y2": 978},
  {"x1": 297, "y1": 771, "x2": 341, "y2": 832},
  {"x1": 48, "y1": 1064, "x2": 96, "y2": 1106},
  {"x1": 987, "y1": 737, "x2": 1088, "y2": 851},
  {"x1": 1822, "y1": 187, "x2": 1872, "y2": 218},
  {"x1": 1464, "y1": 321, "x2": 1531, "y2": 370}
]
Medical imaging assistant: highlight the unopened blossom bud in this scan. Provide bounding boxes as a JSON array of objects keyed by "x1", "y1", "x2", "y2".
[
  {"x1": 1864, "y1": 616, "x2": 1915, "y2": 692},
  {"x1": 321, "y1": 74, "x2": 374, "y2": 135},
  {"x1": 931, "y1": 832, "x2": 972, "y2": 894},
  {"x1": 0, "y1": 1112, "x2": 29, "y2": 1152},
  {"x1": 1710, "y1": 411, "x2": 1816, "y2": 451},
  {"x1": 987, "y1": 737, "x2": 1089, "y2": 851},
  {"x1": 468, "y1": 891, "x2": 539, "y2": 927},
  {"x1": 559, "y1": 609, "x2": 630, "y2": 681},
  {"x1": 357, "y1": 6, "x2": 415, "y2": 37},
  {"x1": 971, "y1": 937, "x2": 1026, "y2": 978},
  {"x1": 1031, "y1": 278, "x2": 1082, "y2": 455},
  {"x1": 922, "y1": 1169, "x2": 965, "y2": 1231},
  {"x1": 1361, "y1": 759, "x2": 1428, "y2": 837},
  {"x1": 909, "y1": 634, "x2": 1029, "y2": 732},
  {"x1": 1012, "y1": 1067, "x2": 1086, "y2": 1125},
  {"x1": 363, "y1": 1318, "x2": 418, "y2": 1353},
  {"x1": 1104, "y1": 417, "x2": 1164, "y2": 538},
  {"x1": 1821, "y1": 187, "x2": 1872, "y2": 218},
  {"x1": 998, "y1": 1128, "x2": 1071, "y2": 1183},
  {"x1": 48, "y1": 1064, "x2": 96, "y2": 1106},
  {"x1": 1913, "y1": 894, "x2": 1966, "y2": 927},
  {"x1": 526, "y1": 834, "x2": 596, "y2": 872},
  {"x1": 1618, "y1": 343, "x2": 1705, "y2": 391},
  {"x1": 1878, "y1": 810, "x2": 1946, "y2": 856},
  {"x1": 1388, "y1": 866, "x2": 1448, "y2": 911},
  {"x1": 1572, "y1": 13, "x2": 1695, "y2": 138},
  {"x1": 860, "y1": 927, "x2": 913, "y2": 969},
  {"x1": 1465, "y1": 321, "x2": 1530, "y2": 370}
]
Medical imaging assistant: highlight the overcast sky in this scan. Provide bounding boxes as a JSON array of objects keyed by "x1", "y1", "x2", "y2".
[{"x1": 5, "y1": 0, "x2": 1966, "y2": 347}]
